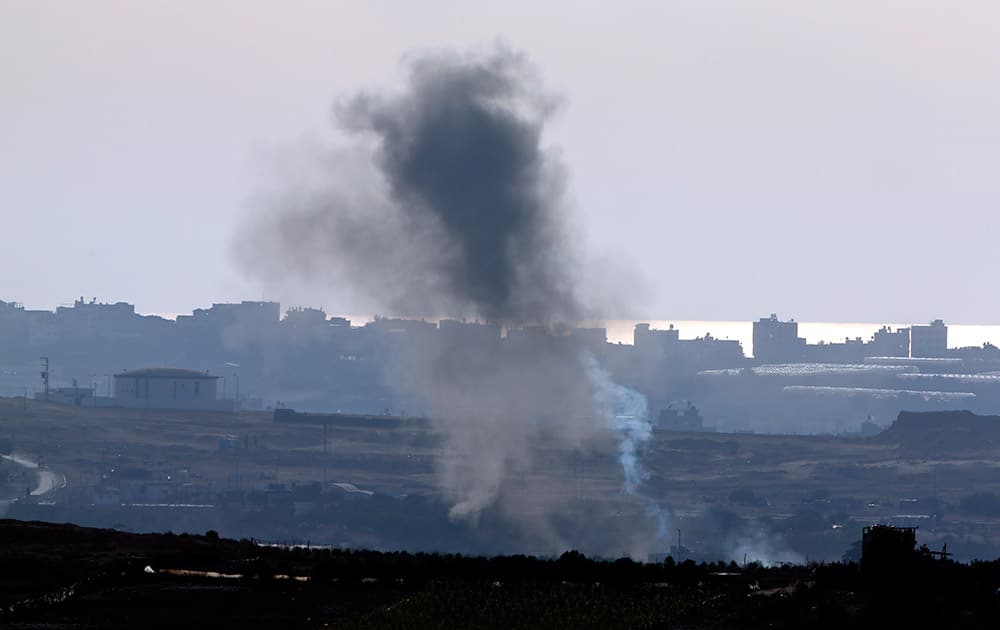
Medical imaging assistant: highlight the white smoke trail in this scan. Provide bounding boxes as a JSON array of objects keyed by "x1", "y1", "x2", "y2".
[
  {"x1": 582, "y1": 353, "x2": 673, "y2": 556},
  {"x1": 581, "y1": 353, "x2": 650, "y2": 494}
]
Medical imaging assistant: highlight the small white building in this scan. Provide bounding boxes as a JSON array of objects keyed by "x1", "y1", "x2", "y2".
[{"x1": 113, "y1": 368, "x2": 232, "y2": 411}]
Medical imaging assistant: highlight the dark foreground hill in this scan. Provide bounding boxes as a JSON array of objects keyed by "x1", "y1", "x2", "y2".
[{"x1": 2, "y1": 519, "x2": 1000, "y2": 629}]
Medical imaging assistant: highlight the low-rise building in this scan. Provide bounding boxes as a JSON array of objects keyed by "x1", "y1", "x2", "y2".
[{"x1": 113, "y1": 367, "x2": 233, "y2": 411}]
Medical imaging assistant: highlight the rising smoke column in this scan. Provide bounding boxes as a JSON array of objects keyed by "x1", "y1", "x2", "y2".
[
  {"x1": 583, "y1": 353, "x2": 651, "y2": 494},
  {"x1": 584, "y1": 352, "x2": 672, "y2": 552},
  {"x1": 240, "y1": 46, "x2": 580, "y2": 323},
  {"x1": 238, "y1": 47, "x2": 660, "y2": 552}
]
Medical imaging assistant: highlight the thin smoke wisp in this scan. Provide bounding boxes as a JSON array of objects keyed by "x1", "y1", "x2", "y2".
[{"x1": 583, "y1": 352, "x2": 651, "y2": 494}]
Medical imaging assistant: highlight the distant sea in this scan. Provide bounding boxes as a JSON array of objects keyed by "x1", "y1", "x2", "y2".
[{"x1": 149, "y1": 312, "x2": 1000, "y2": 360}]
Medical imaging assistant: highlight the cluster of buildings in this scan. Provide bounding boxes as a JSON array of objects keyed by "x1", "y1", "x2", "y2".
[
  {"x1": 633, "y1": 323, "x2": 745, "y2": 366},
  {"x1": 751, "y1": 314, "x2": 954, "y2": 364},
  {"x1": 2, "y1": 296, "x2": 751, "y2": 410},
  {"x1": 4, "y1": 297, "x2": 1000, "y2": 430}
]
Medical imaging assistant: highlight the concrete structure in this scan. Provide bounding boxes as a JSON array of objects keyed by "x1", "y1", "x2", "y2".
[
  {"x1": 283, "y1": 306, "x2": 328, "y2": 331},
  {"x1": 175, "y1": 301, "x2": 281, "y2": 349},
  {"x1": 755, "y1": 316, "x2": 915, "y2": 363},
  {"x1": 752, "y1": 314, "x2": 806, "y2": 362},
  {"x1": 634, "y1": 323, "x2": 680, "y2": 352},
  {"x1": 677, "y1": 334, "x2": 745, "y2": 367},
  {"x1": 632, "y1": 323, "x2": 745, "y2": 369},
  {"x1": 113, "y1": 368, "x2": 232, "y2": 411},
  {"x1": 0, "y1": 300, "x2": 27, "y2": 352},
  {"x1": 911, "y1": 319, "x2": 948, "y2": 358},
  {"x1": 656, "y1": 402, "x2": 709, "y2": 432},
  {"x1": 179, "y1": 301, "x2": 280, "y2": 327},
  {"x1": 870, "y1": 326, "x2": 911, "y2": 357}
]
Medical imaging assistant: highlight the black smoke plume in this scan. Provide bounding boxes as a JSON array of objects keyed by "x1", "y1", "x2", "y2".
[
  {"x1": 240, "y1": 47, "x2": 579, "y2": 323},
  {"x1": 238, "y1": 47, "x2": 659, "y2": 555}
]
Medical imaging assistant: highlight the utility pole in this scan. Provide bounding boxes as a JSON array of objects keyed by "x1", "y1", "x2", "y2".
[{"x1": 39, "y1": 357, "x2": 49, "y2": 401}]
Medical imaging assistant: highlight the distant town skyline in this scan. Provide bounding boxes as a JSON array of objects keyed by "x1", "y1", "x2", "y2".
[
  {"x1": 4, "y1": 2, "x2": 1000, "y2": 322},
  {"x1": 5, "y1": 295, "x2": 1000, "y2": 353}
]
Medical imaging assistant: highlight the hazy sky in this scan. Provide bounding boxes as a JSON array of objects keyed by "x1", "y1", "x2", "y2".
[{"x1": 3, "y1": 1, "x2": 999, "y2": 322}]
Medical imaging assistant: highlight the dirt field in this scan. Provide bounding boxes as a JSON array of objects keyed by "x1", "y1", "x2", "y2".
[
  {"x1": 4, "y1": 398, "x2": 1000, "y2": 560},
  {"x1": 0, "y1": 398, "x2": 440, "y2": 494}
]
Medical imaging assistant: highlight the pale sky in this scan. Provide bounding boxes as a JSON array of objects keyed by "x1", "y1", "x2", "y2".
[{"x1": 2, "y1": 1, "x2": 999, "y2": 322}]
